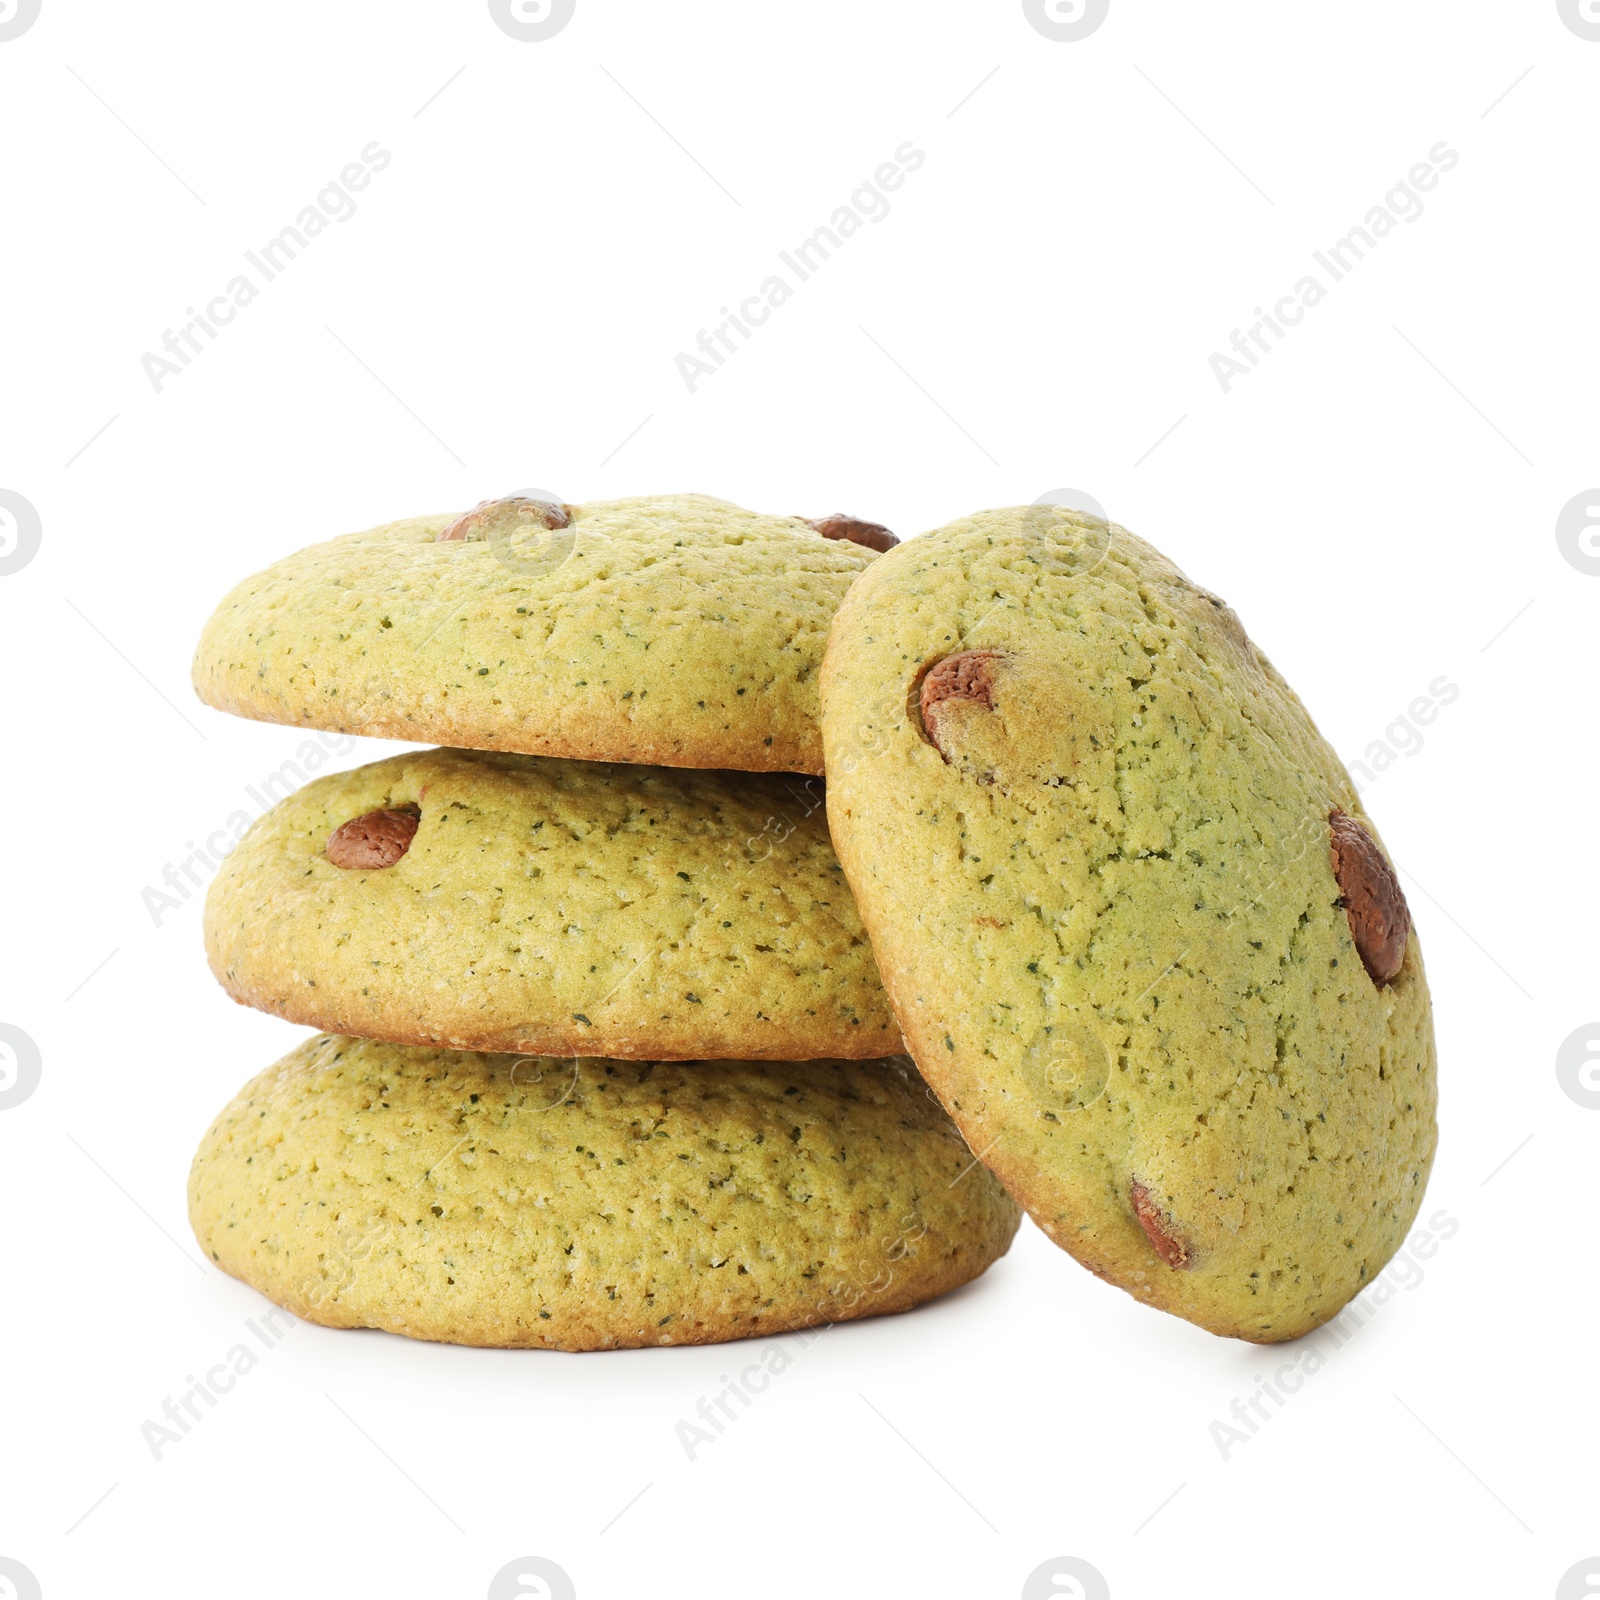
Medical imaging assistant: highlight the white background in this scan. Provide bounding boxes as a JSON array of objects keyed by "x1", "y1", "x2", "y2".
[{"x1": 1, "y1": 3, "x2": 1596, "y2": 1597}]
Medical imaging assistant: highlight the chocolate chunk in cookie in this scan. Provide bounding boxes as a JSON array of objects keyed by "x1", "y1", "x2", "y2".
[
  {"x1": 919, "y1": 650, "x2": 1004, "y2": 759},
  {"x1": 1328, "y1": 809, "x2": 1410, "y2": 986},
  {"x1": 438, "y1": 497, "x2": 570, "y2": 542},
  {"x1": 806, "y1": 514, "x2": 899, "y2": 553},
  {"x1": 326, "y1": 805, "x2": 421, "y2": 870}
]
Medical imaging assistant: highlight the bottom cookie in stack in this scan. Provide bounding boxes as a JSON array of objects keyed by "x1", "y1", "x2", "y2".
[{"x1": 188, "y1": 1034, "x2": 1021, "y2": 1350}]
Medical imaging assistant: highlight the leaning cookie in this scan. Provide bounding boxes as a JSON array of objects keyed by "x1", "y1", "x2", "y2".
[
  {"x1": 820, "y1": 505, "x2": 1438, "y2": 1343},
  {"x1": 205, "y1": 746, "x2": 900, "y2": 1061},
  {"x1": 193, "y1": 494, "x2": 896, "y2": 775},
  {"x1": 188, "y1": 1035, "x2": 1021, "y2": 1350}
]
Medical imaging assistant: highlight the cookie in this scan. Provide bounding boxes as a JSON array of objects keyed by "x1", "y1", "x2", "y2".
[
  {"x1": 205, "y1": 746, "x2": 900, "y2": 1060},
  {"x1": 192, "y1": 494, "x2": 896, "y2": 775},
  {"x1": 819, "y1": 505, "x2": 1438, "y2": 1342},
  {"x1": 188, "y1": 1034, "x2": 1021, "y2": 1350}
]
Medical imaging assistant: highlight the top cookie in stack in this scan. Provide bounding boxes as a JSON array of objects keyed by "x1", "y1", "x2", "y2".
[{"x1": 193, "y1": 492, "x2": 896, "y2": 775}]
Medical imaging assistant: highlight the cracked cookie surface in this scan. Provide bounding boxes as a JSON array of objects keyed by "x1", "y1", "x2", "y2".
[
  {"x1": 205, "y1": 746, "x2": 899, "y2": 1060},
  {"x1": 188, "y1": 1034, "x2": 1021, "y2": 1350},
  {"x1": 820, "y1": 505, "x2": 1437, "y2": 1341},
  {"x1": 192, "y1": 494, "x2": 883, "y2": 775}
]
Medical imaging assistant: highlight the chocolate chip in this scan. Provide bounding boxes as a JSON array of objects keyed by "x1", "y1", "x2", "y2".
[
  {"x1": 919, "y1": 649, "x2": 1004, "y2": 759},
  {"x1": 804, "y1": 514, "x2": 898, "y2": 553},
  {"x1": 1328, "y1": 809, "x2": 1410, "y2": 986},
  {"x1": 439, "y1": 497, "x2": 570, "y2": 542},
  {"x1": 1130, "y1": 1180, "x2": 1192, "y2": 1270},
  {"x1": 326, "y1": 804, "x2": 421, "y2": 870}
]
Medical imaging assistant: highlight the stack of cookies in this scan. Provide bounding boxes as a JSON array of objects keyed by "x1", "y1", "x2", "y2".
[
  {"x1": 185, "y1": 495, "x2": 1022, "y2": 1350},
  {"x1": 188, "y1": 493, "x2": 1438, "y2": 1347}
]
